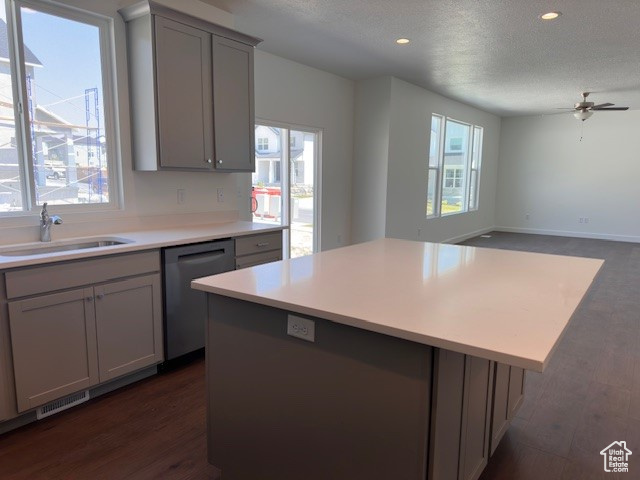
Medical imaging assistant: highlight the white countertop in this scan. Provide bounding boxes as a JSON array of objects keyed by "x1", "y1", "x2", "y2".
[
  {"x1": 0, "y1": 221, "x2": 284, "y2": 269},
  {"x1": 192, "y1": 238, "x2": 603, "y2": 372}
]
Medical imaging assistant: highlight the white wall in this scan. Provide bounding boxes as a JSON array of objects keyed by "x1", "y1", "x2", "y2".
[
  {"x1": 251, "y1": 50, "x2": 355, "y2": 250},
  {"x1": 496, "y1": 112, "x2": 640, "y2": 242},
  {"x1": 351, "y1": 76, "x2": 501, "y2": 244},
  {"x1": 351, "y1": 77, "x2": 391, "y2": 244},
  {"x1": 389, "y1": 78, "x2": 501, "y2": 243}
]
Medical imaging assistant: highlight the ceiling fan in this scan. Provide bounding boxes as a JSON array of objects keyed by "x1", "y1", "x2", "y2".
[{"x1": 562, "y1": 92, "x2": 629, "y2": 121}]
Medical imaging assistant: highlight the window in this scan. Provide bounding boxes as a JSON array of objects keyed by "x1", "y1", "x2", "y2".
[
  {"x1": 257, "y1": 137, "x2": 268, "y2": 151},
  {"x1": 0, "y1": 0, "x2": 117, "y2": 214},
  {"x1": 444, "y1": 168, "x2": 463, "y2": 188},
  {"x1": 449, "y1": 137, "x2": 462, "y2": 151},
  {"x1": 426, "y1": 115, "x2": 483, "y2": 218}
]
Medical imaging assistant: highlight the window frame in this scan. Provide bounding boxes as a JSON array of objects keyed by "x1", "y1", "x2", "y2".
[
  {"x1": 0, "y1": 0, "x2": 120, "y2": 217},
  {"x1": 427, "y1": 114, "x2": 483, "y2": 219},
  {"x1": 257, "y1": 137, "x2": 268, "y2": 151},
  {"x1": 427, "y1": 114, "x2": 443, "y2": 218}
]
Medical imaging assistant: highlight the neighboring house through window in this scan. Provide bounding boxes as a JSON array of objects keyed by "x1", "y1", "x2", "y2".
[
  {"x1": 0, "y1": 0, "x2": 118, "y2": 214},
  {"x1": 257, "y1": 137, "x2": 268, "y2": 151}
]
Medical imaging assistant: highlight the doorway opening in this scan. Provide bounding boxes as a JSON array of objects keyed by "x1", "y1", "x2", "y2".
[{"x1": 252, "y1": 123, "x2": 321, "y2": 258}]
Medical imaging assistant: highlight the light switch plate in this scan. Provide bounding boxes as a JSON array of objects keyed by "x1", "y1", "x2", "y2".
[{"x1": 287, "y1": 315, "x2": 315, "y2": 342}]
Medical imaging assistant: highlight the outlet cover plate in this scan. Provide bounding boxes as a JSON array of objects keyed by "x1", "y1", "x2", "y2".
[{"x1": 287, "y1": 315, "x2": 315, "y2": 342}]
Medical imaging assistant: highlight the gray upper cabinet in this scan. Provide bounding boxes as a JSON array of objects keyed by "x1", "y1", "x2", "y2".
[
  {"x1": 212, "y1": 37, "x2": 254, "y2": 171},
  {"x1": 155, "y1": 17, "x2": 213, "y2": 170},
  {"x1": 121, "y1": 1, "x2": 261, "y2": 172}
]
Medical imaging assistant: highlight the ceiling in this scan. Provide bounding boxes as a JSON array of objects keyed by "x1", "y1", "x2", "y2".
[{"x1": 201, "y1": 0, "x2": 640, "y2": 117}]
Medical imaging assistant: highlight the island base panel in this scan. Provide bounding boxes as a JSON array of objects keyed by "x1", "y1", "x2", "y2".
[
  {"x1": 206, "y1": 295, "x2": 432, "y2": 480},
  {"x1": 429, "y1": 350, "x2": 494, "y2": 480}
]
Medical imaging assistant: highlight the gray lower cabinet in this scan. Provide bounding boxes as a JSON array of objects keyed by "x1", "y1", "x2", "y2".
[
  {"x1": 121, "y1": 2, "x2": 260, "y2": 172},
  {"x1": 6, "y1": 251, "x2": 163, "y2": 413},
  {"x1": 489, "y1": 363, "x2": 511, "y2": 454},
  {"x1": 0, "y1": 274, "x2": 17, "y2": 422},
  {"x1": 430, "y1": 350, "x2": 494, "y2": 480},
  {"x1": 508, "y1": 366, "x2": 525, "y2": 418},
  {"x1": 94, "y1": 275, "x2": 163, "y2": 382},
  {"x1": 235, "y1": 231, "x2": 283, "y2": 269},
  {"x1": 9, "y1": 288, "x2": 99, "y2": 412},
  {"x1": 489, "y1": 363, "x2": 526, "y2": 455}
]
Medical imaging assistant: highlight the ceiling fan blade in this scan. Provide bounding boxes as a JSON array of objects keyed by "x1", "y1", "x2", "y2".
[
  {"x1": 591, "y1": 103, "x2": 614, "y2": 109},
  {"x1": 592, "y1": 107, "x2": 629, "y2": 111}
]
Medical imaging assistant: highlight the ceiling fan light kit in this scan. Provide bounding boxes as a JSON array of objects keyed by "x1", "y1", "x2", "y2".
[
  {"x1": 574, "y1": 110, "x2": 593, "y2": 121},
  {"x1": 567, "y1": 92, "x2": 629, "y2": 122}
]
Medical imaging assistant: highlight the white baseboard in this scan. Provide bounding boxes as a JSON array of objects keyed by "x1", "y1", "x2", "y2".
[
  {"x1": 494, "y1": 226, "x2": 640, "y2": 244},
  {"x1": 442, "y1": 226, "x2": 495, "y2": 244}
]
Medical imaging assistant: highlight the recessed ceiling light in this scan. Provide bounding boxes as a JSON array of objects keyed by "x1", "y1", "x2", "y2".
[
  {"x1": 540, "y1": 11, "x2": 561, "y2": 20},
  {"x1": 396, "y1": 38, "x2": 410, "y2": 45}
]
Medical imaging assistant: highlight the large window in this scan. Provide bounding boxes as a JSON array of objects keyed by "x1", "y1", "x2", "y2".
[
  {"x1": 0, "y1": 0, "x2": 117, "y2": 214},
  {"x1": 427, "y1": 115, "x2": 483, "y2": 218}
]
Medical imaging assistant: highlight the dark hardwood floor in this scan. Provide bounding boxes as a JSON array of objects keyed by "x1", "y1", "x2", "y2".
[
  {"x1": 0, "y1": 358, "x2": 217, "y2": 480},
  {"x1": 0, "y1": 232, "x2": 638, "y2": 479}
]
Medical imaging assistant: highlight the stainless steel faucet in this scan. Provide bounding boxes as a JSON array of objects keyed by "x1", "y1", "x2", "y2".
[{"x1": 40, "y1": 202, "x2": 62, "y2": 242}]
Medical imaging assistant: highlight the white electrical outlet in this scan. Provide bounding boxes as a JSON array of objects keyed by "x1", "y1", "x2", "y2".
[
  {"x1": 217, "y1": 188, "x2": 224, "y2": 203},
  {"x1": 177, "y1": 189, "x2": 185, "y2": 204},
  {"x1": 585, "y1": 217, "x2": 589, "y2": 224},
  {"x1": 287, "y1": 315, "x2": 315, "y2": 342},
  {"x1": 579, "y1": 217, "x2": 584, "y2": 224}
]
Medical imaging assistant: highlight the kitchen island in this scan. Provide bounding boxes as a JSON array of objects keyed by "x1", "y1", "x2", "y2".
[{"x1": 192, "y1": 238, "x2": 603, "y2": 480}]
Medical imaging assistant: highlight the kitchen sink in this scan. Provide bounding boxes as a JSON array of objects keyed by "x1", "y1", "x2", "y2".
[{"x1": 0, "y1": 238, "x2": 133, "y2": 257}]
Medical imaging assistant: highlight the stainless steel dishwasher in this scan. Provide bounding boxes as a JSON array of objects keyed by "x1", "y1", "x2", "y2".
[{"x1": 163, "y1": 239, "x2": 235, "y2": 360}]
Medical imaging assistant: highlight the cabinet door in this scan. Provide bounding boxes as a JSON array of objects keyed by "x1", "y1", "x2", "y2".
[
  {"x1": 94, "y1": 274, "x2": 163, "y2": 382},
  {"x1": 429, "y1": 351, "x2": 493, "y2": 480},
  {"x1": 458, "y1": 357, "x2": 493, "y2": 480},
  {"x1": 507, "y1": 366, "x2": 525, "y2": 419},
  {"x1": 489, "y1": 363, "x2": 510, "y2": 455},
  {"x1": 155, "y1": 16, "x2": 213, "y2": 170},
  {"x1": 9, "y1": 288, "x2": 98, "y2": 412},
  {"x1": 212, "y1": 36, "x2": 254, "y2": 172}
]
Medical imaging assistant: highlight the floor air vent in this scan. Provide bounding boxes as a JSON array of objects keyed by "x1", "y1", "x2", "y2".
[{"x1": 36, "y1": 390, "x2": 90, "y2": 420}]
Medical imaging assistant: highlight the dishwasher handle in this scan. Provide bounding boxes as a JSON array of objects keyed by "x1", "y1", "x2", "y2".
[{"x1": 176, "y1": 249, "x2": 227, "y2": 266}]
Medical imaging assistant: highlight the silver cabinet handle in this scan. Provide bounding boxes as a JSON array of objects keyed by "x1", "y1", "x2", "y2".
[
  {"x1": 206, "y1": 158, "x2": 212, "y2": 164},
  {"x1": 86, "y1": 296, "x2": 93, "y2": 302},
  {"x1": 217, "y1": 159, "x2": 223, "y2": 165},
  {"x1": 256, "y1": 242, "x2": 269, "y2": 247},
  {"x1": 96, "y1": 293, "x2": 104, "y2": 300}
]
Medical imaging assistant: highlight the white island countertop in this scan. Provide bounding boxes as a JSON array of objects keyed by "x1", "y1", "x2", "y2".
[{"x1": 192, "y1": 238, "x2": 604, "y2": 372}]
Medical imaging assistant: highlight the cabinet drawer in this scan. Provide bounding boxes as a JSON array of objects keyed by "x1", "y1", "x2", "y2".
[
  {"x1": 236, "y1": 250, "x2": 283, "y2": 269},
  {"x1": 235, "y1": 231, "x2": 282, "y2": 256},
  {"x1": 5, "y1": 250, "x2": 160, "y2": 299}
]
